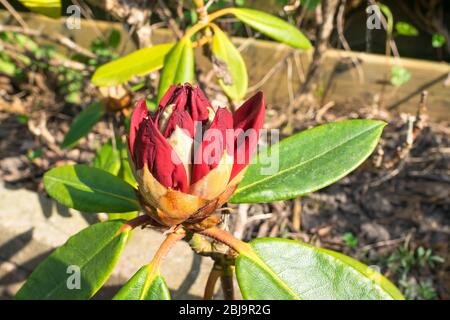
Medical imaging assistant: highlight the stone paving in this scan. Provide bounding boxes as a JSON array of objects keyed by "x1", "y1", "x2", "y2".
[{"x1": 0, "y1": 183, "x2": 214, "y2": 299}]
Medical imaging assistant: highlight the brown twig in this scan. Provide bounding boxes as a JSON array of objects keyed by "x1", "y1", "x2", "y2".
[
  {"x1": 0, "y1": 25, "x2": 96, "y2": 59},
  {"x1": 336, "y1": 0, "x2": 364, "y2": 83},
  {"x1": 292, "y1": 198, "x2": 302, "y2": 232},
  {"x1": 0, "y1": 0, "x2": 28, "y2": 28},
  {"x1": 204, "y1": 265, "x2": 221, "y2": 300},
  {"x1": 0, "y1": 39, "x2": 92, "y2": 72},
  {"x1": 299, "y1": 0, "x2": 339, "y2": 96},
  {"x1": 156, "y1": 0, "x2": 183, "y2": 39},
  {"x1": 370, "y1": 91, "x2": 429, "y2": 187},
  {"x1": 284, "y1": 0, "x2": 339, "y2": 132},
  {"x1": 384, "y1": 91, "x2": 428, "y2": 170}
]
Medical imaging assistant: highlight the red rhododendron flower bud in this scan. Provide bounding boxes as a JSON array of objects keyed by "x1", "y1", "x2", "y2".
[{"x1": 129, "y1": 83, "x2": 265, "y2": 227}]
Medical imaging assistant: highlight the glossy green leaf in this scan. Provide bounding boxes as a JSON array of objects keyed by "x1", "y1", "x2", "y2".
[
  {"x1": 16, "y1": 220, "x2": 130, "y2": 299},
  {"x1": 229, "y1": 8, "x2": 311, "y2": 49},
  {"x1": 231, "y1": 120, "x2": 385, "y2": 203},
  {"x1": 61, "y1": 102, "x2": 105, "y2": 149},
  {"x1": 113, "y1": 265, "x2": 171, "y2": 300},
  {"x1": 157, "y1": 39, "x2": 194, "y2": 102},
  {"x1": 91, "y1": 43, "x2": 174, "y2": 87},
  {"x1": 211, "y1": 26, "x2": 248, "y2": 101},
  {"x1": 119, "y1": 161, "x2": 138, "y2": 188},
  {"x1": 395, "y1": 22, "x2": 418, "y2": 37},
  {"x1": 108, "y1": 212, "x2": 138, "y2": 221},
  {"x1": 44, "y1": 164, "x2": 140, "y2": 213},
  {"x1": 18, "y1": 0, "x2": 61, "y2": 18},
  {"x1": 93, "y1": 139, "x2": 121, "y2": 175},
  {"x1": 236, "y1": 238, "x2": 404, "y2": 300},
  {"x1": 111, "y1": 135, "x2": 138, "y2": 188}
]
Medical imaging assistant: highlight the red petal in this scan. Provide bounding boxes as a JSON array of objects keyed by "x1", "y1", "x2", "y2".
[
  {"x1": 157, "y1": 84, "x2": 178, "y2": 109},
  {"x1": 129, "y1": 99, "x2": 149, "y2": 161},
  {"x1": 230, "y1": 91, "x2": 265, "y2": 181},
  {"x1": 161, "y1": 108, "x2": 194, "y2": 139},
  {"x1": 191, "y1": 107, "x2": 233, "y2": 184},
  {"x1": 189, "y1": 85, "x2": 210, "y2": 122},
  {"x1": 157, "y1": 84, "x2": 210, "y2": 125},
  {"x1": 133, "y1": 117, "x2": 188, "y2": 192},
  {"x1": 158, "y1": 84, "x2": 187, "y2": 110}
]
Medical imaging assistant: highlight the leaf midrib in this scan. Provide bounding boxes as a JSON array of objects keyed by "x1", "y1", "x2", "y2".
[
  {"x1": 42, "y1": 226, "x2": 128, "y2": 299},
  {"x1": 46, "y1": 175, "x2": 139, "y2": 207},
  {"x1": 243, "y1": 251, "x2": 300, "y2": 299},
  {"x1": 95, "y1": 48, "x2": 166, "y2": 80},
  {"x1": 236, "y1": 122, "x2": 382, "y2": 194}
]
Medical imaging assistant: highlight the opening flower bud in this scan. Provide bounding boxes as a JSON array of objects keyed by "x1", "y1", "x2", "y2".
[{"x1": 128, "y1": 83, "x2": 265, "y2": 227}]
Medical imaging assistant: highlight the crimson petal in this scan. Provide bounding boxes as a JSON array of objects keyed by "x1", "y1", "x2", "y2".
[
  {"x1": 189, "y1": 85, "x2": 211, "y2": 122},
  {"x1": 230, "y1": 91, "x2": 265, "y2": 181},
  {"x1": 129, "y1": 99, "x2": 149, "y2": 162},
  {"x1": 133, "y1": 117, "x2": 189, "y2": 192},
  {"x1": 191, "y1": 107, "x2": 233, "y2": 184},
  {"x1": 161, "y1": 108, "x2": 194, "y2": 139}
]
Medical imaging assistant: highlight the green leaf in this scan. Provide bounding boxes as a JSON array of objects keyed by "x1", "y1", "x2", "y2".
[
  {"x1": 93, "y1": 139, "x2": 121, "y2": 175},
  {"x1": 113, "y1": 265, "x2": 171, "y2": 300},
  {"x1": 236, "y1": 238, "x2": 404, "y2": 300},
  {"x1": 301, "y1": 0, "x2": 320, "y2": 10},
  {"x1": 229, "y1": 8, "x2": 311, "y2": 49},
  {"x1": 157, "y1": 39, "x2": 194, "y2": 102},
  {"x1": 44, "y1": 164, "x2": 140, "y2": 213},
  {"x1": 16, "y1": 220, "x2": 130, "y2": 299},
  {"x1": 390, "y1": 66, "x2": 411, "y2": 86},
  {"x1": 91, "y1": 43, "x2": 173, "y2": 87},
  {"x1": 379, "y1": 4, "x2": 393, "y2": 35},
  {"x1": 395, "y1": 22, "x2": 418, "y2": 37},
  {"x1": 118, "y1": 145, "x2": 138, "y2": 188},
  {"x1": 211, "y1": 26, "x2": 248, "y2": 101},
  {"x1": 18, "y1": 0, "x2": 61, "y2": 18},
  {"x1": 431, "y1": 33, "x2": 446, "y2": 48},
  {"x1": 14, "y1": 33, "x2": 39, "y2": 52},
  {"x1": 108, "y1": 212, "x2": 138, "y2": 221},
  {"x1": 0, "y1": 58, "x2": 16, "y2": 76},
  {"x1": 108, "y1": 29, "x2": 121, "y2": 49},
  {"x1": 231, "y1": 120, "x2": 385, "y2": 203},
  {"x1": 61, "y1": 102, "x2": 105, "y2": 149}
]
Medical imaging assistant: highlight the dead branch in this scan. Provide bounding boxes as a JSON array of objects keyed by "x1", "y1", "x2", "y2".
[{"x1": 0, "y1": 25, "x2": 96, "y2": 59}]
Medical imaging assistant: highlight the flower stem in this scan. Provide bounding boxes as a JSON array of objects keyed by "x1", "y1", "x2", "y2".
[
  {"x1": 183, "y1": 8, "x2": 233, "y2": 39},
  {"x1": 118, "y1": 214, "x2": 152, "y2": 233},
  {"x1": 149, "y1": 227, "x2": 186, "y2": 273},
  {"x1": 220, "y1": 265, "x2": 235, "y2": 300},
  {"x1": 204, "y1": 264, "x2": 221, "y2": 300},
  {"x1": 199, "y1": 226, "x2": 252, "y2": 256}
]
